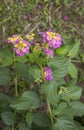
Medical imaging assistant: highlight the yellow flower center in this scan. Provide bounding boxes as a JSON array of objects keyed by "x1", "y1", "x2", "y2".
[{"x1": 46, "y1": 32, "x2": 59, "y2": 40}]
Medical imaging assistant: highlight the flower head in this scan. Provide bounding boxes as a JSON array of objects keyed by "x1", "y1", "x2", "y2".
[
  {"x1": 44, "y1": 48, "x2": 54, "y2": 58},
  {"x1": 37, "y1": 4, "x2": 42, "y2": 9},
  {"x1": 44, "y1": 67, "x2": 53, "y2": 81},
  {"x1": 64, "y1": 15, "x2": 68, "y2": 20},
  {"x1": 42, "y1": 31, "x2": 62, "y2": 49},
  {"x1": 14, "y1": 40, "x2": 31, "y2": 56},
  {"x1": 6, "y1": 35, "x2": 31, "y2": 56},
  {"x1": 58, "y1": 86, "x2": 67, "y2": 95},
  {"x1": 6, "y1": 35, "x2": 23, "y2": 43},
  {"x1": 25, "y1": 33, "x2": 35, "y2": 41}
]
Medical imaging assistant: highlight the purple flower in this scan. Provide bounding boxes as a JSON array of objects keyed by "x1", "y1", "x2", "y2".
[
  {"x1": 6, "y1": 35, "x2": 23, "y2": 44},
  {"x1": 44, "y1": 67, "x2": 53, "y2": 81},
  {"x1": 64, "y1": 15, "x2": 68, "y2": 20},
  {"x1": 31, "y1": 41, "x2": 37, "y2": 45},
  {"x1": 6, "y1": 35, "x2": 31, "y2": 56},
  {"x1": 13, "y1": 39, "x2": 21, "y2": 44},
  {"x1": 23, "y1": 40, "x2": 31, "y2": 47},
  {"x1": 6, "y1": 38, "x2": 11, "y2": 43},
  {"x1": 42, "y1": 31, "x2": 62, "y2": 49},
  {"x1": 37, "y1": 4, "x2": 42, "y2": 9},
  {"x1": 14, "y1": 40, "x2": 30, "y2": 56},
  {"x1": 44, "y1": 48, "x2": 54, "y2": 58},
  {"x1": 14, "y1": 46, "x2": 29, "y2": 56}
]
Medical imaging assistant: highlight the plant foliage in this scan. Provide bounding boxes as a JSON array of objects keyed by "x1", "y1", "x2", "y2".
[{"x1": 0, "y1": 30, "x2": 83, "y2": 130}]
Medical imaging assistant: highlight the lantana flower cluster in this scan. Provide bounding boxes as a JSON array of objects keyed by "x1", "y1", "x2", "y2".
[
  {"x1": 6, "y1": 35, "x2": 31, "y2": 56},
  {"x1": 44, "y1": 48, "x2": 54, "y2": 58},
  {"x1": 44, "y1": 67, "x2": 53, "y2": 81},
  {"x1": 42, "y1": 31, "x2": 62, "y2": 49},
  {"x1": 6, "y1": 31, "x2": 62, "y2": 81},
  {"x1": 42, "y1": 30, "x2": 62, "y2": 59}
]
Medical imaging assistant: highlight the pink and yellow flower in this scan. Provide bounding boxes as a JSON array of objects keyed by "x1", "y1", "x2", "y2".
[
  {"x1": 6, "y1": 35, "x2": 23, "y2": 43},
  {"x1": 14, "y1": 40, "x2": 31, "y2": 56},
  {"x1": 42, "y1": 31, "x2": 62, "y2": 49},
  {"x1": 6, "y1": 35, "x2": 31, "y2": 56},
  {"x1": 44, "y1": 67, "x2": 53, "y2": 81},
  {"x1": 44, "y1": 48, "x2": 54, "y2": 58}
]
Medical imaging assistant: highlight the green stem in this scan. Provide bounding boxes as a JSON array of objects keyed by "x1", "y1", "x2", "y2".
[
  {"x1": 13, "y1": 52, "x2": 18, "y2": 97},
  {"x1": 71, "y1": 59, "x2": 83, "y2": 63},
  {"x1": 15, "y1": 74, "x2": 18, "y2": 97},
  {"x1": 12, "y1": 74, "x2": 18, "y2": 130},
  {"x1": 12, "y1": 124, "x2": 15, "y2": 130},
  {"x1": 47, "y1": 99, "x2": 54, "y2": 130},
  {"x1": 12, "y1": 48, "x2": 17, "y2": 130}
]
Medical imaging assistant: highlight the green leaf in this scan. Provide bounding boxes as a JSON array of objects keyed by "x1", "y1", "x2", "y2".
[
  {"x1": 29, "y1": 67, "x2": 41, "y2": 81},
  {"x1": 15, "y1": 55, "x2": 28, "y2": 63},
  {"x1": 52, "y1": 102, "x2": 67, "y2": 115},
  {"x1": 70, "y1": 101, "x2": 84, "y2": 116},
  {"x1": 55, "y1": 78, "x2": 66, "y2": 87},
  {"x1": 34, "y1": 113, "x2": 51, "y2": 127},
  {"x1": 68, "y1": 63, "x2": 78, "y2": 79},
  {"x1": 0, "y1": 48, "x2": 13, "y2": 58},
  {"x1": 0, "y1": 93, "x2": 12, "y2": 111},
  {"x1": 0, "y1": 57, "x2": 13, "y2": 67},
  {"x1": 68, "y1": 40, "x2": 80, "y2": 58},
  {"x1": 14, "y1": 62, "x2": 41, "y2": 83},
  {"x1": 56, "y1": 46, "x2": 69, "y2": 55},
  {"x1": 0, "y1": 93, "x2": 12, "y2": 103},
  {"x1": 26, "y1": 112, "x2": 33, "y2": 127},
  {"x1": 28, "y1": 53, "x2": 36, "y2": 63},
  {"x1": 41, "y1": 80, "x2": 59, "y2": 106},
  {"x1": 81, "y1": 53, "x2": 84, "y2": 61},
  {"x1": 1, "y1": 111, "x2": 16, "y2": 126},
  {"x1": 53, "y1": 102, "x2": 74, "y2": 120},
  {"x1": 61, "y1": 85, "x2": 82, "y2": 101},
  {"x1": 18, "y1": 122, "x2": 30, "y2": 130},
  {"x1": 13, "y1": 62, "x2": 33, "y2": 84},
  {"x1": 62, "y1": 34, "x2": 71, "y2": 45},
  {"x1": 68, "y1": 79, "x2": 77, "y2": 87},
  {"x1": 0, "y1": 68, "x2": 11, "y2": 86},
  {"x1": 48, "y1": 56, "x2": 70, "y2": 81},
  {"x1": 28, "y1": 53, "x2": 46, "y2": 66},
  {"x1": 5, "y1": 126, "x2": 12, "y2": 130},
  {"x1": 74, "y1": 122, "x2": 83, "y2": 130},
  {"x1": 13, "y1": 62, "x2": 27, "y2": 77},
  {"x1": 54, "y1": 117, "x2": 79, "y2": 130},
  {"x1": 10, "y1": 91, "x2": 40, "y2": 110},
  {"x1": 31, "y1": 123, "x2": 51, "y2": 130}
]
